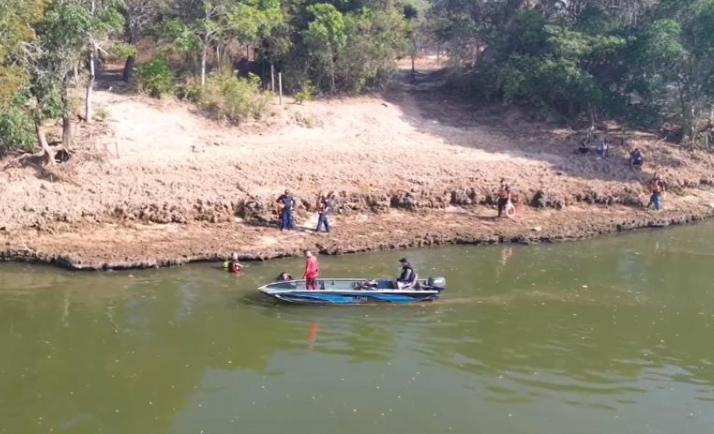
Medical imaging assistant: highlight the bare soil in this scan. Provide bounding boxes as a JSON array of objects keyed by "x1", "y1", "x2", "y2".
[{"x1": 2, "y1": 67, "x2": 714, "y2": 270}]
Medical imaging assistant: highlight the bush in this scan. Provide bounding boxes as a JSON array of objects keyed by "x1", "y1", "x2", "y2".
[
  {"x1": 293, "y1": 82, "x2": 315, "y2": 105},
  {"x1": 197, "y1": 72, "x2": 270, "y2": 123},
  {"x1": 0, "y1": 105, "x2": 36, "y2": 155},
  {"x1": 135, "y1": 57, "x2": 175, "y2": 98}
]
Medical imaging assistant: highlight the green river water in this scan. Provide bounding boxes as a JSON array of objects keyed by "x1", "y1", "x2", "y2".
[{"x1": 2, "y1": 223, "x2": 714, "y2": 434}]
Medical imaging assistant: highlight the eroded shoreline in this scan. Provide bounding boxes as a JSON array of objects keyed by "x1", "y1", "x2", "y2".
[{"x1": 1, "y1": 203, "x2": 711, "y2": 271}]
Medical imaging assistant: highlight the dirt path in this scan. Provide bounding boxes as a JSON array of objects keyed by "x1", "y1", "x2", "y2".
[{"x1": 2, "y1": 68, "x2": 714, "y2": 270}]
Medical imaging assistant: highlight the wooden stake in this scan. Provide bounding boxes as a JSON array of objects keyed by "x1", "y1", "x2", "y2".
[{"x1": 271, "y1": 63, "x2": 275, "y2": 92}]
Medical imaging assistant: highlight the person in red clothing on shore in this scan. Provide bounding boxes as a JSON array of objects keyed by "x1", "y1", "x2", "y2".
[{"x1": 303, "y1": 250, "x2": 320, "y2": 290}]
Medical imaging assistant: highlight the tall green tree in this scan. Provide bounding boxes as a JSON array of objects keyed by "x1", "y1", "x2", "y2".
[
  {"x1": 119, "y1": 0, "x2": 164, "y2": 82},
  {"x1": 303, "y1": 3, "x2": 347, "y2": 93},
  {"x1": 169, "y1": 0, "x2": 281, "y2": 87},
  {"x1": 0, "y1": 0, "x2": 45, "y2": 155},
  {"x1": 21, "y1": 0, "x2": 98, "y2": 163},
  {"x1": 637, "y1": 0, "x2": 714, "y2": 143}
]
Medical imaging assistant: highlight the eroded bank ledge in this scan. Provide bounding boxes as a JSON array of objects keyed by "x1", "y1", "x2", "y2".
[{"x1": 1, "y1": 204, "x2": 711, "y2": 271}]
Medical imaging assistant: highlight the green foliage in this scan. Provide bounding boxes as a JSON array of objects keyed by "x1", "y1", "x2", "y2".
[
  {"x1": 429, "y1": 0, "x2": 714, "y2": 141},
  {"x1": 0, "y1": 0, "x2": 43, "y2": 110},
  {"x1": 107, "y1": 42, "x2": 139, "y2": 63},
  {"x1": 135, "y1": 57, "x2": 176, "y2": 97},
  {"x1": 195, "y1": 72, "x2": 270, "y2": 122},
  {"x1": 0, "y1": 93, "x2": 36, "y2": 154},
  {"x1": 293, "y1": 82, "x2": 315, "y2": 104},
  {"x1": 283, "y1": 0, "x2": 409, "y2": 94}
]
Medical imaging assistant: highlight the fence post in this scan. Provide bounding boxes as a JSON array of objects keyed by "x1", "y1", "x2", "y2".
[
  {"x1": 278, "y1": 72, "x2": 283, "y2": 106},
  {"x1": 271, "y1": 63, "x2": 275, "y2": 92}
]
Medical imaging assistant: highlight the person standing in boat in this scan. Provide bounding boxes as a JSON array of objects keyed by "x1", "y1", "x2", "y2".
[
  {"x1": 276, "y1": 189, "x2": 295, "y2": 231},
  {"x1": 396, "y1": 258, "x2": 417, "y2": 289},
  {"x1": 303, "y1": 251, "x2": 320, "y2": 290}
]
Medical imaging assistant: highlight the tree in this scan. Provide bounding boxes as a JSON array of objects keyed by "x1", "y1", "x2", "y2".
[
  {"x1": 82, "y1": 0, "x2": 123, "y2": 124},
  {"x1": 20, "y1": 0, "x2": 97, "y2": 164},
  {"x1": 0, "y1": 0, "x2": 44, "y2": 110},
  {"x1": 169, "y1": 0, "x2": 281, "y2": 87},
  {"x1": 637, "y1": 0, "x2": 714, "y2": 144},
  {"x1": 303, "y1": 3, "x2": 347, "y2": 94},
  {"x1": 119, "y1": 0, "x2": 163, "y2": 82}
]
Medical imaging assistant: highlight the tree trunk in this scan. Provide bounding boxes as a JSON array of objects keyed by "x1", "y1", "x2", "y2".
[
  {"x1": 62, "y1": 115, "x2": 73, "y2": 149},
  {"x1": 328, "y1": 45, "x2": 336, "y2": 94},
  {"x1": 61, "y1": 76, "x2": 73, "y2": 148},
  {"x1": 86, "y1": 50, "x2": 96, "y2": 123},
  {"x1": 35, "y1": 121, "x2": 57, "y2": 165},
  {"x1": 122, "y1": 55, "x2": 136, "y2": 82},
  {"x1": 201, "y1": 42, "x2": 208, "y2": 87}
]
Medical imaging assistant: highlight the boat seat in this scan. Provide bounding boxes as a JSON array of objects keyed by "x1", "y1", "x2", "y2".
[{"x1": 398, "y1": 274, "x2": 418, "y2": 290}]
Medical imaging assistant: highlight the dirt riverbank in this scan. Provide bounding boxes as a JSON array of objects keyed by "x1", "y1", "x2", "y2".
[{"x1": 2, "y1": 67, "x2": 714, "y2": 270}]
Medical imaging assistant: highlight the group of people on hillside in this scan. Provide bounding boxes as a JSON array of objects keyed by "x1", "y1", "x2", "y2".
[
  {"x1": 578, "y1": 137, "x2": 610, "y2": 158},
  {"x1": 275, "y1": 190, "x2": 337, "y2": 232},
  {"x1": 577, "y1": 137, "x2": 648, "y2": 169},
  {"x1": 575, "y1": 136, "x2": 669, "y2": 210}
]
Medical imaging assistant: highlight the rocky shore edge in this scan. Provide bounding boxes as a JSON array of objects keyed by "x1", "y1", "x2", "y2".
[{"x1": 1, "y1": 204, "x2": 711, "y2": 271}]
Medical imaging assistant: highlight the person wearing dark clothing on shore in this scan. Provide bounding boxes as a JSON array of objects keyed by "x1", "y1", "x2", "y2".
[
  {"x1": 630, "y1": 148, "x2": 644, "y2": 169},
  {"x1": 578, "y1": 140, "x2": 590, "y2": 155},
  {"x1": 497, "y1": 179, "x2": 512, "y2": 218},
  {"x1": 647, "y1": 173, "x2": 667, "y2": 211},
  {"x1": 395, "y1": 258, "x2": 417, "y2": 289},
  {"x1": 316, "y1": 193, "x2": 336, "y2": 233},
  {"x1": 276, "y1": 189, "x2": 295, "y2": 231}
]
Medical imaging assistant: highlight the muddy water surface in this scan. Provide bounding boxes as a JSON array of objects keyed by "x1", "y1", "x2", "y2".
[{"x1": 2, "y1": 223, "x2": 714, "y2": 434}]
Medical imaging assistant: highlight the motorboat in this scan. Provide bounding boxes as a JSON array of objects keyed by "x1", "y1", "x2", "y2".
[{"x1": 258, "y1": 277, "x2": 446, "y2": 305}]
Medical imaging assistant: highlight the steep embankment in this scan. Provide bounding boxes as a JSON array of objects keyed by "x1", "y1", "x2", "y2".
[{"x1": 2, "y1": 70, "x2": 714, "y2": 269}]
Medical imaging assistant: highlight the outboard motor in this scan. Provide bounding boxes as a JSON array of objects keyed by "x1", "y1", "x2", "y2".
[{"x1": 427, "y1": 276, "x2": 446, "y2": 290}]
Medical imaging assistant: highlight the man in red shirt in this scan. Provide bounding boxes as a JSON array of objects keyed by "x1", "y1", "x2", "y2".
[{"x1": 303, "y1": 250, "x2": 320, "y2": 290}]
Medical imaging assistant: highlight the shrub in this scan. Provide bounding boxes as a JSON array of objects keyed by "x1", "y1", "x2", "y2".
[
  {"x1": 135, "y1": 57, "x2": 175, "y2": 98},
  {"x1": 198, "y1": 72, "x2": 270, "y2": 123},
  {"x1": 175, "y1": 77, "x2": 203, "y2": 103},
  {"x1": 293, "y1": 82, "x2": 315, "y2": 105},
  {"x1": 0, "y1": 105, "x2": 36, "y2": 155},
  {"x1": 94, "y1": 105, "x2": 110, "y2": 122}
]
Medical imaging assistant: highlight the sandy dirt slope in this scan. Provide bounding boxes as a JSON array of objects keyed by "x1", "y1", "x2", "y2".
[{"x1": 2, "y1": 69, "x2": 714, "y2": 269}]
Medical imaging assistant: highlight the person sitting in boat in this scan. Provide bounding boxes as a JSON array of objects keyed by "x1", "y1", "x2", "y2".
[
  {"x1": 275, "y1": 272, "x2": 294, "y2": 281},
  {"x1": 395, "y1": 258, "x2": 417, "y2": 289}
]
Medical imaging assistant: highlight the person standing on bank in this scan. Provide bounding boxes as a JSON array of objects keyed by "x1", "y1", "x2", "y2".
[
  {"x1": 276, "y1": 189, "x2": 295, "y2": 231},
  {"x1": 316, "y1": 192, "x2": 336, "y2": 233},
  {"x1": 497, "y1": 179, "x2": 512, "y2": 218},
  {"x1": 303, "y1": 251, "x2": 320, "y2": 290},
  {"x1": 647, "y1": 173, "x2": 667, "y2": 211}
]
